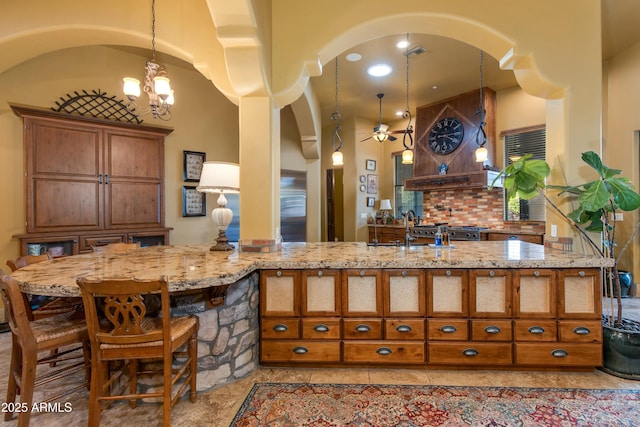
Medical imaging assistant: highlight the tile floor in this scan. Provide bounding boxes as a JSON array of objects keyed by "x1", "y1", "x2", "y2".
[{"x1": 1, "y1": 298, "x2": 639, "y2": 427}]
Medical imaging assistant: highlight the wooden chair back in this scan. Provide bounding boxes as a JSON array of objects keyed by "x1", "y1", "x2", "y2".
[
  {"x1": 91, "y1": 242, "x2": 140, "y2": 253},
  {"x1": 0, "y1": 274, "x2": 36, "y2": 345},
  {"x1": 77, "y1": 276, "x2": 171, "y2": 355},
  {"x1": 6, "y1": 253, "x2": 52, "y2": 272}
]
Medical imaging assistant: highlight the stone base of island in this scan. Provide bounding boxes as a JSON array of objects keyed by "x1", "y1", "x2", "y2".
[{"x1": 9, "y1": 241, "x2": 613, "y2": 391}]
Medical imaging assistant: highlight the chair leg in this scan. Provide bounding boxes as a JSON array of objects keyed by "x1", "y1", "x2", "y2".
[
  {"x1": 17, "y1": 353, "x2": 37, "y2": 427},
  {"x1": 82, "y1": 340, "x2": 91, "y2": 388},
  {"x1": 129, "y1": 359, "x2": 138, "y2": 409},
  {"x1": 163, "y1": 357, "x2": 172, "y2": 427},
  {"x1": 4, "y1": 335, "x2": 20, "y2": 421},
  {"x1": 88, "y1": 359, "x2": 107, "y2": 427},
  {"x1": 189, "y1": 333, "x2": 197, "y2": 402}
]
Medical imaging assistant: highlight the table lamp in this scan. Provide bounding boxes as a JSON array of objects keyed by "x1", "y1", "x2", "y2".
[
  {"x1": 379, "y1": 199, "x2": 392, "y2": 224},
  {"x1": 197, "y1": 161, "x2": 240, "y2": 251}
]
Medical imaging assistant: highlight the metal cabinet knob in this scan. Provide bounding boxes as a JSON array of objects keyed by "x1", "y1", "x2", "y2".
[
  {"x1": 445, "y1": 270, "x2": 452, "y2": 276},
  {"x1": 276, "y1": 270, "x2": 282, "y2": 277},
  {"x1": 317, "y1": 270, "x2": 323, "y2": 277},
  {"x1": 359, "y1": 270, "x2": 366, "y2": 277},
  {"x1": 489, "y1": 270, "x2": 495, "y2": 277}
]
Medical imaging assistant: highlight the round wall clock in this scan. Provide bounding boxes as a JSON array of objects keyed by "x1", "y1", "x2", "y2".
[{"x1": 428, "y1": 117, "x2": 464, "y2": 155}]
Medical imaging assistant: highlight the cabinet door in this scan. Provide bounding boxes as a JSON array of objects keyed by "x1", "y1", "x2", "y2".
[
  {"x1": 427, "y1": 269, "x2": 468, "y2": 317},
  {"x1": 26, "y1": 117, "x2": 103, "y2": 232},
  {"x1": 301, "y1": 269, "x2": 341, "y2": 316},
  {"x1": 104, "y1": 129, "x2": 164, "y2": 229},
  {"x1": 383, "y1": 269, "x2": 425, "y2": 317},
  {"x1": 341, "y1": 269, "x2": 382, "y2": 317},
  {"x1": 514, "y1": 269, "x2": 556, "y2": 318},
  {"x1": 260, "y1": 270, "x2": 300, "y2": 317},
  {"x1": 557, "y1": 269, "x2": 601, "y2": 319},
  {"x1": 470, "y1": 269, "x2": 512, "y2": 318}
]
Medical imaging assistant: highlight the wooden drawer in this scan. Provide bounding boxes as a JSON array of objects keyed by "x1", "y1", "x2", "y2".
[
  {"x1": 261, "y1": 340, "x2": 341, "y2": 363},
  {"x1": 514, "y1": 320, "x2": 557, "y2": 342},
  {"x1": 487, "y1": 232, "x2": 543, "y2": 244},
  {"x1": 384, "y1": 319, "x2": 425, "y2": 340},
  {"x1": 428, "y1": 342, "x2": 512, "y2": 365},
  {"x1": 343, "y1": 341, "x2": 425, "y2": 364},
  {"x1": 558, "y1": 320, "x2": 602, "y2": 343},
  {"x1": 80, "y1": 234, "x2": 125, "y2": 251},
  {"x1": 343, "y1": 319, "x2": 383, "y2": 340},
  {"x1": 471, "y1": 319, "x2": 512, "y2": 342},
  {"x1": 302, "y1": 318, "x2": 341, "y2": 339},
  {"x1": 427, "y1": 319, "x2": 468, "y2": 341},
  {"x1": 514, "y1": 343, "x2": 602, "y2": 367},
  {"x1": 260, "y1": 318, "x2": 300, "y2": 339}
]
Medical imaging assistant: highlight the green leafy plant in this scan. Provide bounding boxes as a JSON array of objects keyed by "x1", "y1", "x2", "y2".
[{"x1": 492, "y1": 151, "x2": 640, "y2": 326}]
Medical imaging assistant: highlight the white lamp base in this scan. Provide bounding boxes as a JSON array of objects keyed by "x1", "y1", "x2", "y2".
[{"x1": 210, "y1": 195, "x2": 235, "y2": 251}]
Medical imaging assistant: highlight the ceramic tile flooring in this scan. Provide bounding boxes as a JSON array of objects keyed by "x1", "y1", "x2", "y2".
[{"x1": 1, "y1": 298, "x2": 639, "y2": 427}]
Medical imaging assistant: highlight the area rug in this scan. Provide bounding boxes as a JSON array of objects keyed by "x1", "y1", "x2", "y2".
[{"x1": 230, "y1": 383, "x2": 640, "y2": 426}]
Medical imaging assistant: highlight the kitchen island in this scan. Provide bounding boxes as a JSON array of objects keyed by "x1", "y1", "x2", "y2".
[{"x1": 8, "y1": 241, "x2": 613, "y2": 390}]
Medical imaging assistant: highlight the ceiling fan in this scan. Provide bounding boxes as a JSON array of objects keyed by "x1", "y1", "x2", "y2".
[{"x1": 360, "y1": 93, "x2": 411, "y2": 143}]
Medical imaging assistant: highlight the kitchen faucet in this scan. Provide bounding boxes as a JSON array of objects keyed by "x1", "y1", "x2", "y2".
[{"x1": 404, "y1": 210, "x2": 417, "y2": 247}]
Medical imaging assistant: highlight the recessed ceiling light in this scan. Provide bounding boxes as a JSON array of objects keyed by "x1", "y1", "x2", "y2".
[
  {"x1": 396, "y1": 40, "x2": 409, "y2": 49},
  {"x1": 432, "y1": 85, "x2": 438, "y2": 90},
  {"x1": 367, "y1": 63, "x2": 392, "y2": 77},
  {"x1": 345, "y1": 53, "x2": 361, "y2": 62}
]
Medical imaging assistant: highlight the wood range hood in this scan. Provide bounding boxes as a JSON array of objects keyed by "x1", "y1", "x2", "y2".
[{"x1": 404, "y1": 88, "x2": 499, "y2": 191}]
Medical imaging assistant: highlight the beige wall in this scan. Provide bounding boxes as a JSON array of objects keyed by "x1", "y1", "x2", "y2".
[{"x1": 604, "y1": 42, "x2": 640, "y2": 284}]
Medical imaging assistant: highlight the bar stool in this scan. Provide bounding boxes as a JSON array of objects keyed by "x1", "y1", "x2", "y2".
[
  {"x1": 77, "y1": 276, "x2": 199, "y2": 427},
  {"x1": 0, "y1": 274, "x2": 90, "y2": 427}
]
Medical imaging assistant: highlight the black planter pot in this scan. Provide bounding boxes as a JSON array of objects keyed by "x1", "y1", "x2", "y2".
[
  {"x1": 603, "y1": 271, "x2": 633, "y2": 298},
  {"x1": 602, "y1": 321, "x2": 640, "y2": 380}
]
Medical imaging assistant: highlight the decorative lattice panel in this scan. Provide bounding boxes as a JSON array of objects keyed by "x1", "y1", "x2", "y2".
[{"x1": 51, "y1": 89, "x2": 142, "y2": 124}]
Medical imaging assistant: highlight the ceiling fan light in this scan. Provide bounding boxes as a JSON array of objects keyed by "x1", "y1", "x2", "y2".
[
  {"x1": 373, "y1": 132, "x2": 388, "y2": 143},
  {"x1": 402, "y1": 149, "x2": 414, "y2": 164},
  {"x1": 332, "y1": 150, "x2": 343, "y2": 166},
  {"x1": 475, "y1": 146, "x2": 488, "y2": 162}
]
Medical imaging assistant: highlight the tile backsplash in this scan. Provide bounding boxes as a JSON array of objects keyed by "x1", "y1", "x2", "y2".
[{"x1": 422, "y1": 188, "x2": 504, "y2": 227}]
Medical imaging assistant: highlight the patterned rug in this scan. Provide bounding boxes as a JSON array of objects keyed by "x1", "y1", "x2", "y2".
[{"x1": 230, "y1": 383, "x2": 640, "y2": 426}]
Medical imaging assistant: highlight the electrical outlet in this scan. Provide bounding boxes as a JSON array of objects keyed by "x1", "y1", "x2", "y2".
[
  {"x1": 615, "y1": 212, "x2": 624, "y2": 221},
  {"x1": 360, "y1": 213, "x2": 367, "y2": 219},
  {"x1": 551, "y1": 224, "x2": 557, "y2": 237}
]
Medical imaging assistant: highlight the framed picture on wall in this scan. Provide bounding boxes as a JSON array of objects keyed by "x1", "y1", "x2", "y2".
[
  {"x1": 366, "y1": 197, "x2": 375, "y2": 207},
  {"x1": 183, "y1": 150, "x2": 206, "y2": 182},
  {"x1": 366, "y1": 174, "x2": 378, "y2": 194},
  {"x1": 182, "y1": 186, "x2": 206, "y2": 217},
  {"x1": 366, "y1": 159, "x2": 376, "y2": 171}
]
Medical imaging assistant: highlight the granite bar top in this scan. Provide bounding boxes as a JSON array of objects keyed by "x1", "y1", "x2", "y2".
[{"x1": 8, "y1": 241, "x2": 612, "y2": 297}]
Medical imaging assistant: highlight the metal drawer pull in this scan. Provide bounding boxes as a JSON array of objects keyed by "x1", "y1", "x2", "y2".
[
  {"x1": 396, "y1": 325, "x2": 412, "y2": 333},
  {"x1": 272, "y1": 324, "x2": 289, "y2": 332},
  {"x1": 528, "y1": 326, "x2": 545, "y2": 335},
  {"x1": 293, "y1": 346, "x2": 308, "y2": 354},
  {"x1": 484, "y1": 325, "x2": 501, "y2": 334},
  {"x1": 355, "y1": 324, "x2": 371, "y2": 333},
  {"x1": 573, "y1": 326, "x2": 591, "y2": 335},
  {"x1": 462, "y1": 348, "x2": 479, "y2": 357},
  {"x1": 376, "y1": 347, "x2": 392, "y2": 356},
  {"x1": 440, "y1": 325, "x2": 457, "y2": 333},
  {"x1": 313, "y1": 324, "x2": 329, "y2": 332},
  {"x1": 551, "y1": 349, "x2": 568, "y2": 358}
]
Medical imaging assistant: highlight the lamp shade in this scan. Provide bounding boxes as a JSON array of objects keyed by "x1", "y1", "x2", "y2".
[
  {"x1": 475, "y1": 146, "x2": 488, "y2": 162},
  {"x1": 196, "y1": 162, "x2": 240, "y2": 194},
  {"x1": 379, "y1": 199, "x2": 392, "y2": 210},
  {"x1": 401, "y1": 149, "x2": 414, "y2": 164}
]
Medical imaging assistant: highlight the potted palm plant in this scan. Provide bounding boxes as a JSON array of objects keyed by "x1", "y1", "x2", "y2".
[{"x1": 492, "y1": 151, "x2": 640, "y2": 379}]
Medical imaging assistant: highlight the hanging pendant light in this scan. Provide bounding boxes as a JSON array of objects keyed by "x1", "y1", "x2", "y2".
[
  {"x1": 475, "y1": 50, "x2": 488, "y2": 162},
  {"x1": 401, "y1": 34, "x2": 414, "y2": 165},
  {"x1": 123, "y1": 0, "x2": 174, "y2": 121},
  {"x1": 331, "y1": 57, "x2": 343, "y2": 166}
]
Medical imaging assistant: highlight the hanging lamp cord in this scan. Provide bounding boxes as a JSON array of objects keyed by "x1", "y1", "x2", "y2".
[
  {"x1": 475, "y1": 50, "x2": 487, "y2": 147},
  {"x1": 402, "y1": 33, "x2": 414, "y2": 150},
  {"x1": 330, "y1": 57, "x2": 342, "y2": 151}
]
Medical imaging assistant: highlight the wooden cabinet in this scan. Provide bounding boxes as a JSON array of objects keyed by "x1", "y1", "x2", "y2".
[
  {"x1": 259, "y1": 267, "x2": 602, "y2": 370},
  {"x1": 11, "y1": 105, "x2": 172, "y2": 255},
  {"x1": 487, "y1": 232, "x2": 544, "y2": 244},
  {"x1": 368, "y1": 226, "x2": 404, "y2": 244}
]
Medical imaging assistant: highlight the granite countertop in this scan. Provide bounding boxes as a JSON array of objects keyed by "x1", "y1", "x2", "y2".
[{"x1": 8, "y1": 241, "x2": 612, "y2": 297}]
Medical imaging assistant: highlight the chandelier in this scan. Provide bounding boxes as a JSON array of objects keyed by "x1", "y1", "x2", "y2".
[{"x1": 123, "y1": 0, "x2": 174, "y2": 121}]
